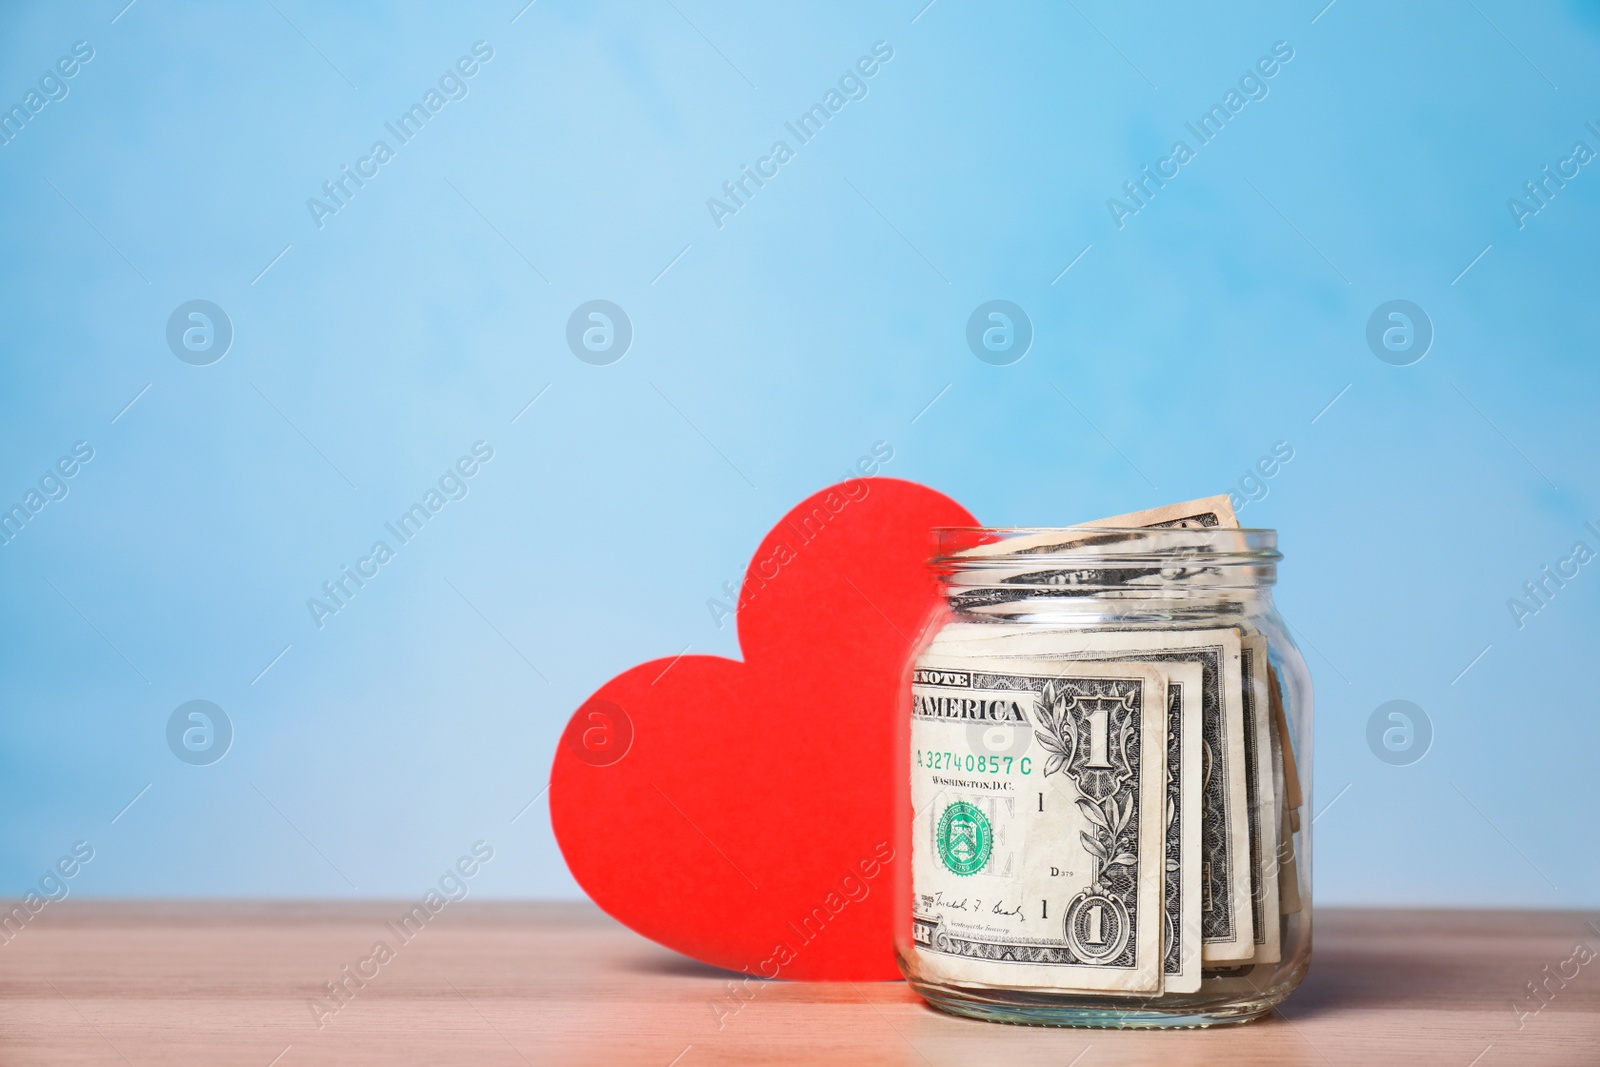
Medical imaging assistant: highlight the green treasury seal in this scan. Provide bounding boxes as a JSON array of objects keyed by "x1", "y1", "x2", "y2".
[{"x1": 936, "y1": 801, "x2": 992, "y2": 876}]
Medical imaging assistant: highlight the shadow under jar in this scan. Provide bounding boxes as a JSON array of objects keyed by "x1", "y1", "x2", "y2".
[{"x1": 896, "y1": 526, "x2": 1312, "y2": 1028}]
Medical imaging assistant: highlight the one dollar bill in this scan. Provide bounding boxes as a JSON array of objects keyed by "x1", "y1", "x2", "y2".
[{"x1": 909, "y1": 656, "x2": 1170, "y2": 992}]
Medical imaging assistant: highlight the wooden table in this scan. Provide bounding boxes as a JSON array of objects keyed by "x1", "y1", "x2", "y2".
[{"x1": 2, "y1": 903, "x2": 1596, "y2": 1065}]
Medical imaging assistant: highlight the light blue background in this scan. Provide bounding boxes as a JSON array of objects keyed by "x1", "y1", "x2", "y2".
[{"x1": 2, "y1": 0, "x2": 1596, "y2": 907}]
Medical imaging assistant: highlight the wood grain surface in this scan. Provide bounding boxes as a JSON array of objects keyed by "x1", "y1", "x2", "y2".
[{"x1": 1, "y1": 903, "x2": 1596, "y2": 1065}]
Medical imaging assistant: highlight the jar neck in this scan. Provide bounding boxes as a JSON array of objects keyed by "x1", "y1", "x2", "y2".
[
  {"x1": 932, "y1": 526, "x2": 1281, "y2": 623},
  {"x1": 943, "y1": 589, "x2": 1276, "y2": 629}
]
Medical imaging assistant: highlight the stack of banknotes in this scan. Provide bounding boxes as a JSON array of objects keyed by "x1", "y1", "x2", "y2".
[{"x1": 909, "y1": 496, "x2": 1303, "y2": 997}]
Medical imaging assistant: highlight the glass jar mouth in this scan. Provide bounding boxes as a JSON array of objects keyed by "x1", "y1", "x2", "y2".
[
  {"x1": 930, "y1": 526, "x2": 1280, "y2": 599},
  {"x1": 932, "y1": 526, "x2": 1280, "y2": 564}
]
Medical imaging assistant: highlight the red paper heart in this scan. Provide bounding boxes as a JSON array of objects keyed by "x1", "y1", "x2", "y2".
[{"x1": 550, "y1": 478, "x2": 976, "y2": 980}]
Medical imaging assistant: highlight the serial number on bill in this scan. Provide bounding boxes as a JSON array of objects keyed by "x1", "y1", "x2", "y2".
[{"x1": 915, "y1": 751, "x2": 1033, "y2": 775}]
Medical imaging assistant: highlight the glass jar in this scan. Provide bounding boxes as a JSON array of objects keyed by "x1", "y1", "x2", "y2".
[{"x1": 896, "y1": 526, "x2": 1311, "y2": 1028}]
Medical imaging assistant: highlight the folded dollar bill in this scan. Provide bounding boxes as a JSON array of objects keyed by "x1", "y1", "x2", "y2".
[{"x1": 910, "y1": 656, "x2": 1171, "y2": 992}]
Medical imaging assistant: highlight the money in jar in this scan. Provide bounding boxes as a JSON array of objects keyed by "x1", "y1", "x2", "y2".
[{"x1": 896, "y1": 496, "x2": 1312, "y2": 1028}]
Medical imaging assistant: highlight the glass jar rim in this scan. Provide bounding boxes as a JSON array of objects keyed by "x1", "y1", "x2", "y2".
[
  {"x1": 932, "y1": 525, "x2": 1279, "y2": 536},
  {"x1": 930, "y1": 526, "x2": 1281, "y2": 567}
]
